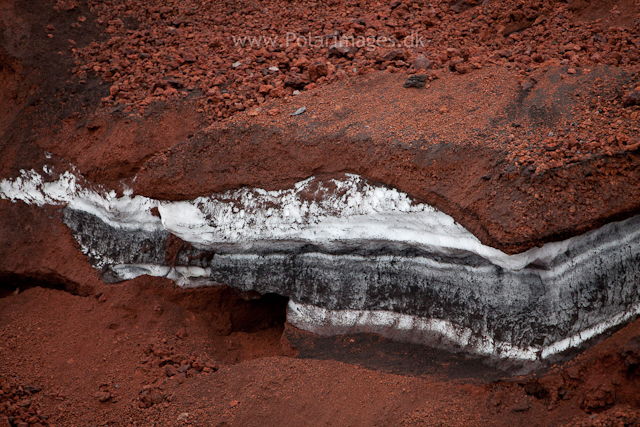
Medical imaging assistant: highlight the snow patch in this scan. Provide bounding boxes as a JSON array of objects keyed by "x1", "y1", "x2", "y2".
[{"x1": 0, "y1": 167, "x2": 597, "y2": 270}]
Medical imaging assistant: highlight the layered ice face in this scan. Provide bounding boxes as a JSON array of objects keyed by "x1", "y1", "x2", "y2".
[
  {"x1": 3, "y1": 167, "x2": 640, "y2": 365},
  {"x1": 0, "y1": 168, "x2": 577, "y2": 270}
]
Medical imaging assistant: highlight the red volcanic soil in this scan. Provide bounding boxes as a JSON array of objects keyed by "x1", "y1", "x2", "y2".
[
  {"x1": 3, "y1": 277, "x2": 640, "y2": 426},
  {"x1": 1, "y1": 0, "x2": 640, "y2": 425}
]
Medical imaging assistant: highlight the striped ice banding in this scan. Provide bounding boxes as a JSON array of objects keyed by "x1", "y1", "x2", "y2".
[{"x1": 2, "y1": 167, "x2": 640, "y2": 362}]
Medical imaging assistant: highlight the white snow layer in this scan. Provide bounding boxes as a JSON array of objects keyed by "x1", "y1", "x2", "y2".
[
  {"x1": 287, "y1": 301, "x2": 640, "y2": 361},
  {"x1": 0, "y1": 167, "x2": 583, "y2": 270}
]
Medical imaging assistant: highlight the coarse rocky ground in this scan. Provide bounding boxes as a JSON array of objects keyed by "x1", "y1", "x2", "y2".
[{"x1": 1, "y1": 0, "x2": 640, "y2": 425}]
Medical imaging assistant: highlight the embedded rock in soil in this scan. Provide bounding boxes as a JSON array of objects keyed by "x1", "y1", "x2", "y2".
[{"x1": 402, "y1": 74, "x2": 427, "y2": 88}]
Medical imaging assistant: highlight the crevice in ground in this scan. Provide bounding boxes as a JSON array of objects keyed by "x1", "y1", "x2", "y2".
[
  {"x1": 230, "y1": 291, "x2": 289, "y2": 334},
  {"x1": 0, "y1": 272, "x2": 91, "y2": 298}
]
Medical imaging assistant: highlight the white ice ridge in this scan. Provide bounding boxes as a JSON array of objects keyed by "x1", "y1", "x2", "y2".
[
  {"x1": 287, "y1": 301, "x2": 640, "y2": 361},
  {"x1": 0, "y1": 166, "x2": 599, "y2": 271}
]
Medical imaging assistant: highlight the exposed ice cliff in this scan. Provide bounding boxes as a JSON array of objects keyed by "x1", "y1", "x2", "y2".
[{"x1": 3, "y1": 167, "x2": 640, "y2": 362}]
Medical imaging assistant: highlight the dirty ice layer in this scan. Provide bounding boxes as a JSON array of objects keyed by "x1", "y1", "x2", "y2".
[{"x1": 2, "y1": 168, "x2": 640, "y2": 361}]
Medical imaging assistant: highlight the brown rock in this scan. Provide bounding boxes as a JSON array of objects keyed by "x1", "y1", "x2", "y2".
[
  {"x1": 581, "y1": 384, "x2": 615, "y2": 412},
  {"x1": 258, "y1": 84, "x2": 274, "y2": 95},
  {"x1": 621, "y1": 336, "x2": 640, "y2": 372},
  {"x1": 454, "y1": 63, "x2": 472, "y2": 74},
  {"x1": 284, "y1": 72, "x2": 311, "y2": 89},
  {"x1": 181, "y1": 52, "x2": 197, "y2": 63},
  {"x1": 165, "y1": 364, "x2": 178, "y2": 377},
  {"x1": 269, "y1": 87, "x2": 285, "y2": 98},
  {"x1": 606, "y1": 52, "x2": 622, "y2": 66},
  {"x1": 531, "y1": 53, "x2": 545, "y2": 63},
  {"x1": 95, "y1": 390, "x2": 112, "y2": 403},
  {"x1": 511, "y1": 396, "x2": 532, "y2": 412},
  {"x1": 140, "y1": 387, "x2": 164, "y2": 408},
  {"x1": 623, "y1": 89, "x2": 640, "y2": 107},
  {"x1": 413, "y1": 54, "x2": 434, "y2": 70},
  {"x1": 381, "y1": 49, "x2": 404, "y2": 62},
  {"x1": 292, "y1": 56, "x2": 310, "y2": 68},
  {"x1": 307, "y1": 61, "x2": 328, "y2": 81},
  {"x1": 521, "y1": 79, "x2": 535, "y2": 91},
  {"x1": 329, "y1": 42, "x2": 358, "y2": 57}
]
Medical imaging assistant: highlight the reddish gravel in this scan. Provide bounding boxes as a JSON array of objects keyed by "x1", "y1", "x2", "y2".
[
  {"x1": 2, "y1": 279, "x2": 640, "y2": 426},
  {"x1": 68, "y1": 0, "x2": 640, "y2": 120}
]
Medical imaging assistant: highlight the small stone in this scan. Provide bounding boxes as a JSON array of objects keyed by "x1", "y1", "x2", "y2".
[
  {"x1": 140, "y1": 387, "x2": 164, "y2": 408},
  {"x1": 403, "y1": 74, "x2": 427, "y2": 88},
  {"x1": 511, "y1": 397, "x2": 531, "y2": 412},
  {"x1": 164, "y1": 87, "x2": 178, "y2": 97},
  {"x1": 292, "y1": 56, "x2": 310, "y2": 68},
  {"x1": 232, "y1": 61, "x2": 242, "y2": 68},
  {"x1": 621, "y1": 336, "x2": 640, "y2": 370},
  {"x1": 454, "y1": 63, "x2": 472, "y2": 74},
  {"x1": 177, "y1": 413, "x2": 189, "y2": 421},
  {"x1": 268, "y1": 108, "x2": 280, "y2": 116},
  {"x1": 413, "y1": 54, "x2": 434, "y2": 70},
  {"x1": 284, "y1": 72, "x2": 311, "y2": 89},
  {"x1": 381, "y1": 49, "x2": 403, "y2": 62},
  {"x1": 24, "y1": 385, "x2": 41, "y2": 394},
  {"x1": 496, "y1": 49, "x2": 512, "y2": 59},
  {"x1": 109, "y1": 85, "x2": 120, "y2": 96},
  {"x1": 290, "y1": 106, "x2": 306, "y2": 116},
  {"x1": 581, "y1": 384, "x2": 615, "y2": 411},
  {"x1": 567, "y1": 68, "x2": 576, "y2": 74},
  {"x1": 182, "y1": 52, "x2": 197, "y2": 63},
  {"x1": 258, "y1": 84, "x2": 274, "y2": 95},
  {"x1": 165, "y1": 365, "x2": 178, "y2": 377},
  {"x1": 247, "y1": 108, "x2": 260, "y2": 116},
  {"x1": 229, "y1": 400, "x2": 240, "y2": 407},
  {"x1": 307, "y1": 61, "x2": 328, "y2": 81},
  {"x1": 329, "y1": 42, "x2": 357, "y2": 57},
  {"x1": 438, "y1": 106, "x2": 449, "y2": 114},
  {"x1": 622, "y1": 89, "x2": 640, "y2": 107},
  {"x1": 521, "y1": 80, "x2": 535, "y2": 91},
  {"x1": 178, "y1": 364, "x2": 191, "y2": 373},
  {"x1": 95, "y1": 391, "x2": 112, "y2": 403}
]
